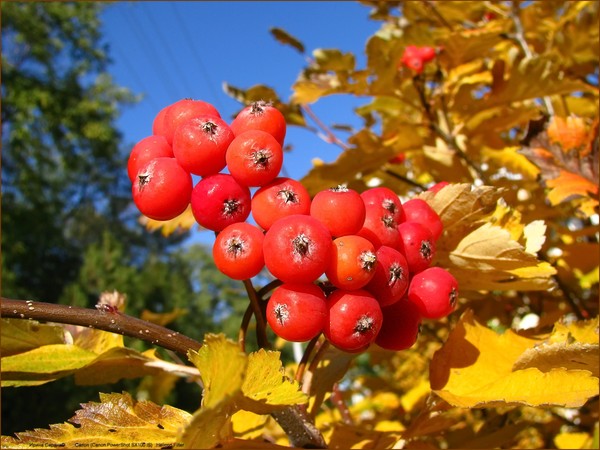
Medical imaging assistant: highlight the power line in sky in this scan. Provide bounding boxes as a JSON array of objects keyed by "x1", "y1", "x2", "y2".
[
  {"x1": 122, "y1": 6, "x2": 183, "y2": 101},
  {"x1": 169, "y1": 2, "x2": 225, "y2": 110}
]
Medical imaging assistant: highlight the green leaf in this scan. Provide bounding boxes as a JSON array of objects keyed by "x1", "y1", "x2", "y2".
[
  {"x1": 270, "y1": 27, "x2": 305, "y2": 54},
  {"x1": 0, "y1": 318, "x2": 65, "y2": 357}
]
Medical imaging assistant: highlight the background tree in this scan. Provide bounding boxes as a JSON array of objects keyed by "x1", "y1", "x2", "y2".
[{"x1": 1, "y1": 2, "x2": 249, "y2": 435}]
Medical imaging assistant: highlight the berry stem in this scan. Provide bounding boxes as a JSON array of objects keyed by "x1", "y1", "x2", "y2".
[
  {"x1": 294, "y1": 334, "x2": 322, "y2": 383},
  {"x1": 257, "y1": 278, "x2": 284, "y2": 298},
  {"x1": 238, "y1": 301, "x2": 254, "y2": 352},
  {"x1": 242, "y1": 279, "x2": 270, "y2": 349},
  {"x1": 331, "y1": 382, "x2": 354, "y2": 425}
]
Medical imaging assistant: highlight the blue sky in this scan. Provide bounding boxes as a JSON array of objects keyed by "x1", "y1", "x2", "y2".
[{"x1": 100, "y1": 1, "x2": 382, "y2": 243}]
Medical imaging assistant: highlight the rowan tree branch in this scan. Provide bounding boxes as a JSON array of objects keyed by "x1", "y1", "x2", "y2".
[
  {"x1": 1, "y1": 297, "x2": 327, "y2": 448},
  {"x1": 0, "y1": 297, "x2": 202, "y2": 356}
]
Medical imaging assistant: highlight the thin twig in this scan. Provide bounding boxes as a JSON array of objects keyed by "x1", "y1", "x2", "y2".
[
  {"x1": 0, "y1": 297, "x2": 202, "y2": 356},
  {"x1": 242, "y1": 279, "x2": 270, "y2": 349},
  {"x1": 257, "y1": 278, "x2": 284, "y2": 298},
  {"x1": 510, "y1": 1, "x2": 555, "y2": 115},
  {"x1": 295, "y1": 335, "x2": 322, "y2": 383},
  {"x1": 383, "y1": 168, "x2": 427, "y2": 191},
  {"x1": 238, "y1": 301, "x2": 254, "y2": 352},
  {"x1": 331, "y1": 383, "x2": 354, "y2": 426},
  {"x1": 302, "y1": 104, "x2": 350, "y2": 150}
]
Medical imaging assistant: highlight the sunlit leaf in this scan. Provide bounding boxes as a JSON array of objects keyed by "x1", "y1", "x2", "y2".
[
  {"x1": 231, "y1": 410, "x2": 269, "y2": 440},
  {"x1": 0, "y1": 318, "x2": 65, "y2": 357},
  {"x1": 141, "y1": 204, "x2": 197, "y2": 236},
  {"x1": 141, "y1": 308, "x2": 188, "y2": 327},
  {"x1": 0, "y1": 392, "x2": 190, "y2": 448},
  {"x1": 188, "y1": 333, "x2": 247, "y2": 409},
  {"x1": 239, "y1": 349, "x2": 307, "y2": 414},
  {"x1": 520, "y1": 116, "x2": 599, "y2": 217},
  {"x1": 2, "y1": 344, "x2": 97, "y2": 387},
  {"x1": 430, "y1": 310, "x2": 599, "y2": 408},
  {"x1": 73, "y1": 347, "x2": 163, "y2": 385},
  {"x1": 554, "y1": 431, "x2": 593, "y2": 449}
]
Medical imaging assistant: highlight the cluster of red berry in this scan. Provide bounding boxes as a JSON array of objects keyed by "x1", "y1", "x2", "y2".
[
  {"x1": 399, "y1": 45, "x2": 438, "y2": 74},
  {"x1": 128, "y1": 99, "x2": 458, "y2": 353}
]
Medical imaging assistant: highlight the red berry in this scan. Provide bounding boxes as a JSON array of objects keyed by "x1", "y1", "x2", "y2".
[
  {"x1": 358, "y1": 206, "x2": 401, "y2": 250},
  {"x1": 263, "y1": 215, "x2": 332, "y2": 284},
  {"x1": 408, "y1": 267, "x2": 458, "y2": 319},
  {"x1": 375, "y1": 298, "x2": 422, "y2": 351},
  {"x1": 162, "y1": 99, "x2": 221, "y2": 145},
  {"x1": 127, "y1": 135, "x2": 174, "y2": 183},
  {"x1": 310, "y1": 186, "x2": 366, "y2": 237},
  {"x1": 226, "y1": 130, "x2": 283, "y2": 187},
  {"x1": 323, "y1": 289, "x2": 383, "y2": 353},
  {"x1": 172, "y1": 115, "x2": 234, "y2": 177},
  {"x1": 416, "y1": 46, "x2": 436, "y2": 62},
  {"x1": 427, "y1": 181, "x2": 449, "y2": 194},
  {"x1": 190, "y1": 173, "x2": 251, "y2": 232},
  {"x1": 266, "y1": 283, "x2": 327, "y2": 342},
  {"x1": 325, "y1": 235, "x2": 377, "y2": 290},
  {"x1": 251, "y1": 177, "x2": 311, "y2": 231},
  {"x1": 365, "y1": 245, "x2": 409, "y2": 307},
  {"x1": 230, "y1": 101, "x2": 286, "y2": 146},
  {"x1": 360, "y1": 187, "x2": 405, "y2": 224},
  {"x1": 152, "y1": 104, "x2": 171, "y2": 137},
  {"x1": 401, "y1": 198, "x2": 443, "y2": 240},
  {"x1": 397, "y1": 221, "x2": 436, "y2": 274},
  {"x1": 212, "y1": 222, "x2": 265, "y2": 280},
  {"x1": 132, "y1": 157, "x2": 192, "y2": 221}
]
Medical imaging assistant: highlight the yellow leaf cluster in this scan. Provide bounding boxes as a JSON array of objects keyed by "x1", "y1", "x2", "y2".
[
  {"x1": 181, "y1": 334, "x2": 307, "y2": 448},
  {"x1": 430, "y1": 310, "x2": 599, "y2": 408}
]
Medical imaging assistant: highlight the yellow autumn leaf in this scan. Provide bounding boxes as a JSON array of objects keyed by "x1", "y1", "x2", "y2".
[
  {"x1": 548, "y1": 316, "x2": 600, "y2": 345},
  {"x1": 430, "y1": 310, "x2": 599, "y2": 408},
  {"x1": 141, "y1": 307, "x2": 188, "y2": 327},
  {"x1": 326, "y1": 423, "x2": 402, "y2": 450},
  {"x1": 554, "y1": 431, "x2": 593, "y2": 449},
  {"x1": 1, "y1": 392, "x2": 190, "y2": 448},
  {"x1": 141, "y1": 204, "x2": 197, "y2": 237},
  {"x1": 239, "y1": 349, "x2": 307, "y2": 414},
  {"x1": 231, "y1": 410, "x2": 269, "y2": 440},
  {"x1": 188, "y1": 334, "x2": 247, "y2": 409},
  {"x1": 182, "y1": 335, "x2": 246, "y2": 449},
  {"x1": 0, "y1": 318, "x2": 65, "y2": 357},
  {"x1": 2, "y1": 344, "x2": 97, "y2": 387}
]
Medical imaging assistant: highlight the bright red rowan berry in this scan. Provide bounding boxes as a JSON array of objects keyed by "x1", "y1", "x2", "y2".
[
  {"x1": 162, "y1": 98, "x2": 221, "y2": 145},
  {"x1": 397, "y1": 221, "x2": 436, "y2": 274},
  {"x1": 127, "y1": 135, "x2": 174, "y2": 183},
  {"x1": 408, "y1": 267, "x2": 458, "y2": 319},
  {"x1": 212, "y1": 222, "x2": 265, "y2": 280},
  {"x1": 401, "y1": 198, "x2": 443, "y2": 241},
  {"x1": 263, "y1": 215, "x2": 332, "y2": 284},
  {"x1": 172, "y1": 115, "x2": 234, "y2": 177},
  {"x1": 132, "y1": 157, "x2": 192, "y2": 221},
  {"x1": 251, "y1": 177, "x2": 311, "y2": 231},
  {"x1": 325, "y1": 235, "x2": 377, "y2": 290},
  {"x1": 266, "y1": 283, "x2": 327, "y2": 342},
  {"x1": 365, "y1": 245, "x2": 409, "y2": 307},
  {"x1": 310, "y1": 186, "x2": 366, "y2": 237},
  {"x1": 323, "y1": 289, "x2": 383, "y2": 353},
  {"x1": 226, "y1": 130, "x2": 283, "y2": 187},
  {"x1": 190, "y1": 173, "x2": 251, "y2": 232},
  {"x1": 230, "y1": 100, "x2": 286, "y2": 146}
]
